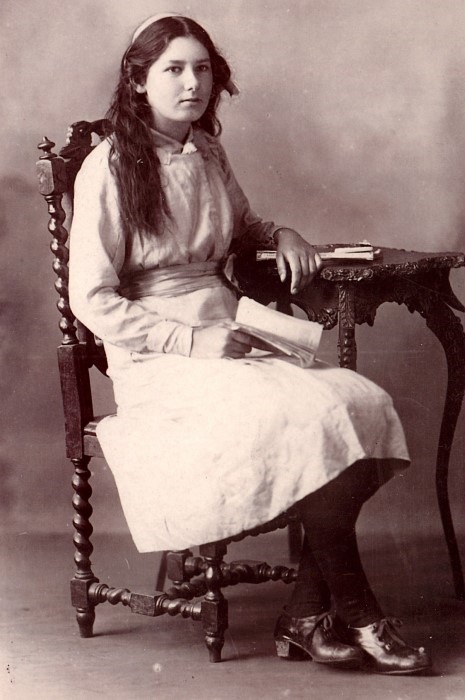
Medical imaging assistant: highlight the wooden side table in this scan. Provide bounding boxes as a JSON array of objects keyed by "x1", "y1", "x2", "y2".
[{"x1": 236, "y1": 247, "x2": 465, "y2": 598}]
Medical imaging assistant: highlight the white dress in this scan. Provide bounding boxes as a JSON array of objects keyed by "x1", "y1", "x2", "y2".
[{"x1": 69, "y1": 127, "x2": 409, "y2": 553}]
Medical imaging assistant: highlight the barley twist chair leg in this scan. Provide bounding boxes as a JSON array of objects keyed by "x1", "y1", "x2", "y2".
[{"x1": 70, "y1": 457, "x2": 99, "y2": 638}]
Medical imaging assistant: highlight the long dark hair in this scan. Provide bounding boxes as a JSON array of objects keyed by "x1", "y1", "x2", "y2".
[{"x1": 104, "y1": 16, "x2": 233, "y2": 236}]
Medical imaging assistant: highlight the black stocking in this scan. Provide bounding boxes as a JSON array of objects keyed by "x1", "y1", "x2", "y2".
[
  {"x1": 288, "y1": 459, "x2": 397, "y2": 626},
  {"x1": 285, "y1": 535, "x2": 331, "y2": 617}
]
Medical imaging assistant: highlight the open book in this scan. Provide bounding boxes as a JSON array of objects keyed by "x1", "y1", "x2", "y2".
[
  {"x1": 228, "y1": 296, "x2": 323, "y2": 368},
  {"x1": 256, "y1": 242, "x2": 382, "y2": 262}
]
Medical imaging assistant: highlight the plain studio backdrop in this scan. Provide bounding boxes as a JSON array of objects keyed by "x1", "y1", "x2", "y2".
[{"x1": 1, "y1": 0, "x2": 465, "y2": 564}]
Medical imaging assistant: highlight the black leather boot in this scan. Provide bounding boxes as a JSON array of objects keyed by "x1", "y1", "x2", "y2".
[
  {"x1": 274, "y1": 611, "x2": 364, "y2": 668},
  {"x1": 346, "y1": 618, "x2": 432, "y2": 675}
]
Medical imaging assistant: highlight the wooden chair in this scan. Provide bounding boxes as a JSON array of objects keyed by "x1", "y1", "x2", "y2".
[{"x1": 36, "y1": 120, "x2": 304, "y2": 662}]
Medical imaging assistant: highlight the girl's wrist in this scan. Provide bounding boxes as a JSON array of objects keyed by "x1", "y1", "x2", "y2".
[{"x1": 273, "y1": 227, "x2": 299, "y2": 245}]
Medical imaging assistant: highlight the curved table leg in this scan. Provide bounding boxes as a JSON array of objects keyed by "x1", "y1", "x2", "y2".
[{"x1": 411, "y1": 296, "x2": 465, "y2": 599}]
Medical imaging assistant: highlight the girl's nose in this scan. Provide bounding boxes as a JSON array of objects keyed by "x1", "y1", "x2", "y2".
[{"x1": 185, "y1": 68, "x2": 200, "y2": 90}]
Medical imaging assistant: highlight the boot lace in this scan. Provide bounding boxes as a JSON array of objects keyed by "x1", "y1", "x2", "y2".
[{"x1": 376, "y1": 617, "x2": 425, "y2": 653}]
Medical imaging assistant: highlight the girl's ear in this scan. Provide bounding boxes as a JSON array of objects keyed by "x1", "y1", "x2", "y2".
[{"x1": 134, "y1": 82, "x2": 147, "y2": 94}]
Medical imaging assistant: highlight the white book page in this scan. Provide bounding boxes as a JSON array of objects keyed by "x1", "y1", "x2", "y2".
[{"x1": 234, "y1": 297, "x2": 323, "y2": 366}]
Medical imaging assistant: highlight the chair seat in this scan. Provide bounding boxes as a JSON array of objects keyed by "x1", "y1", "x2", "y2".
[{"x1": 83, "y1": 416, "x2": 113, "y2": 458}]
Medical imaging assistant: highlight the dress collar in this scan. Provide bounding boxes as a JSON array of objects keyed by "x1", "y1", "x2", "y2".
[{"x1": 151, "y1": 127, "x2": 202, "y2": 163}]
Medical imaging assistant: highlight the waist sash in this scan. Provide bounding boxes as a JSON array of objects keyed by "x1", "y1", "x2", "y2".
[{"x1": 119, "y1": 261, "x2": 227, "y2": 300}]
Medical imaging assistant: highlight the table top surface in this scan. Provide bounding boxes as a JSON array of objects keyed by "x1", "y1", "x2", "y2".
[
  {"x1": 237, "y1": 246, "x2": 465, "y2": 311},
  {"x1": 238, "y1": 247, "x2": 465, "y2": 313},
  {"x1": 317, "y1": 247, "x2": 465, "y2": 282}
]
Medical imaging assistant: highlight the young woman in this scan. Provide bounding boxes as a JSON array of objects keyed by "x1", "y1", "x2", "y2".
[{"x1": 69, "y1": 13, "x2": 431, "y2": 674}]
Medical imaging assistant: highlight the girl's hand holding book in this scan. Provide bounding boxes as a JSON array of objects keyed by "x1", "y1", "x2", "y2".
[
  {"x1": 191, "y1": 324, "x2": 255, "y2": 359},
  {"x1": 274, "y1": 228, "x2": 323, "y2": 294}
]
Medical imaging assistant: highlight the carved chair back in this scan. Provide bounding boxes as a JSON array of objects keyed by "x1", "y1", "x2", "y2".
[{"x1": 37, "y1": 120, "x2": 111, "y2": 459}]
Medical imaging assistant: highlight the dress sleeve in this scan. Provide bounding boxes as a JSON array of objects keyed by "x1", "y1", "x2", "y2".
[
  {"x1": 213, "y1": 140, "x2": 282, "y2": 254},
  {"x1": 68, "y1": 143, "x2": 193, "y2": 357}
]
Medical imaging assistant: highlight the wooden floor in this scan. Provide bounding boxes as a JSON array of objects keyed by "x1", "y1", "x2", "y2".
[{"x1": 2, "y1": 529, "x2": 465, "y2": 699}]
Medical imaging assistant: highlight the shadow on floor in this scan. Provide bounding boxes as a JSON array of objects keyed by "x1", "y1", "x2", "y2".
[{"x1": 1, "y1": 530, "x2": 465, "y2": 699}]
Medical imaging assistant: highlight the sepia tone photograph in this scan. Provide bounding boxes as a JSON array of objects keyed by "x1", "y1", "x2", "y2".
[{"x1": 2, "y1": 0, "x2": 465, "y2": 697}]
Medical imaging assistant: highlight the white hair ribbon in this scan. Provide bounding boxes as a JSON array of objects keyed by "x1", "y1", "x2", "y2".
[{"x1": 131, "y1": 12, "x2": 182, "y2": 43}]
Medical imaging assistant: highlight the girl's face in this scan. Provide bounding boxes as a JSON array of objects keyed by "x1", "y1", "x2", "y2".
[{"x1": 136, "y1": 36, "x2": 213, "y2": 140}]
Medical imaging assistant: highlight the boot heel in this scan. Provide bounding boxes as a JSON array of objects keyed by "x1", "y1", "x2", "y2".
[{"x1": 275, "y1": 637, "x2": 309, "y2": 661}]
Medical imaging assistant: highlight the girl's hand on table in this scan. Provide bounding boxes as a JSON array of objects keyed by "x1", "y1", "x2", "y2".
[{"x1": 275, "y1": 228, "x2": 322, "y2": 294}]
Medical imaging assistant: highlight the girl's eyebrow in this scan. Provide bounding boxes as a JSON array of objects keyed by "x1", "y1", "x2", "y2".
[{"x1": 165, "y1": 58, "x2": 211, "y2": 65}]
